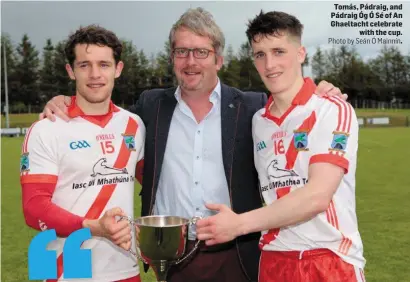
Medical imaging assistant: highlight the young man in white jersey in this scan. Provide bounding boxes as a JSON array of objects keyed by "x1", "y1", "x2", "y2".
[
  {"x1": 196, "y1": 11, "x2": 366, "y2": 281},
  {"x1": 21, "y1": 25, "x2": 145, "y2": 282}
]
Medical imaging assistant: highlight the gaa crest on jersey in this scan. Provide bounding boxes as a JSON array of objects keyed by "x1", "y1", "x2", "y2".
[
  {"x1": 293, "y1": 130, "x2": 309, "y2": 151},
  {"x1": 20, "y1": 152, "x2": 30, "y2": 172},
  {"x1": 330, "y1": 131, "x2": 349, "y2": 152},
  {"x1": 256, "y1": 140, "x2": 267, "y2": 152},
  {"x1": 122, "y1": 134, "x2": 136, "y2": 151}
]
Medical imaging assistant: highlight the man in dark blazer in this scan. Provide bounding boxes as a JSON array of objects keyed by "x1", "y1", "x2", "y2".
[{"x1": 130, "y1": 84, "x2": 266, "y2": 282}]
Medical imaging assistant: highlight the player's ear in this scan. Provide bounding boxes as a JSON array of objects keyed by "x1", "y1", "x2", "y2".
[
  {"x1": 66, "y1": 64, "x2": 76, "y2": 80},
  {"x1": 297, "y1": 46, "x2": 306, "y2": 64},
  {"x1": 115, "y1": 61, "x2": 124, "y2": 78}
]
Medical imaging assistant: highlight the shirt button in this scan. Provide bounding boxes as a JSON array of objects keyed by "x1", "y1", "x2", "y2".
[
  {"x1": 196, "y1": 156, "x2": 200, "y2": 160},
  {"x1": 197, "y1": 130, "x2": 201, "y2": 134},
  {"x1": 195, "y1": 181, "x2": 199, "y2": 185}
]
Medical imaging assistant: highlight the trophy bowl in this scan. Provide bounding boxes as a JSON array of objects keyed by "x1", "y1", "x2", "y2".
[{"x1": 120, "y1": 215, "x2": 201, "y2": 282}]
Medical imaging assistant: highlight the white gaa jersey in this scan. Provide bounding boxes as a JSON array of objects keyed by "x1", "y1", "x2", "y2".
[
  {"x1": 21, "y1": 101, "x2": 145, "y2": 282},
  {"x1": 252, "y1": 78, "x2": 365, "y2": 269}
]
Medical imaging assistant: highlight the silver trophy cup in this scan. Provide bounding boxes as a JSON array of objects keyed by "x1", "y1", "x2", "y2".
[{"x1": 120, "y1": 215, "x2": 201, "y2": 282}]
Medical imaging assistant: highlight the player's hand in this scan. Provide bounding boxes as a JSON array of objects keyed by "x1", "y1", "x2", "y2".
[
  {"x1": 196, "y1": 203, "x2": 242, "y2": 246},
  {"x1": 118, "y1": 225, "x2": 139, "y2": 251},
  {"x1": 316, "y1": 81, "x2": 348, "y2": 101},
  {"x1": 98, "y1": 207, "x2": 132, "y2": 248},
  {"x1": 119, "y1": 240, "x2": 131, "y2": 251},
  {"x1": 134, "y1": 225, "x2": 141, "y2": 245},
  {"x1": 39, "y1": 95, "x2": 71, "y2": 122}
]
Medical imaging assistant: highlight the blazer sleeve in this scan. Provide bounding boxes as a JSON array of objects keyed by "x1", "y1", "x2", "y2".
[{"x1": 128, "y1": 90, "x2": 147, "y2": 117}]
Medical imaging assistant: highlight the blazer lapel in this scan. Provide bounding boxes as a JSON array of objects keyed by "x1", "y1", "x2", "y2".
[
  {"x1": 153, "y1": 88, "x2": 177, "y2": 194},
  {"x1": 221, "y1": 84, "x2": 241, "y2": 190}
]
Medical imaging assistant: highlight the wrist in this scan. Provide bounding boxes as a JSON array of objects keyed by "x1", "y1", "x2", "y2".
[
  {"x1": 82, "y1": 219, "x2": 102, "y2": 237},
  {"x1": 237, "y1": 213, "x2": 250, "y2": 237}
]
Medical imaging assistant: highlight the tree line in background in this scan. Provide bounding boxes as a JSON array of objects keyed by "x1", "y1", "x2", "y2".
[{"x1": 1, "y1": 33, "x2": 410, "y2": 113}]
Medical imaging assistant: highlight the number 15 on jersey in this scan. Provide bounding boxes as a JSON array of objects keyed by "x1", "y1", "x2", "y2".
[{"x1": 100, "y1": 141, "x2": 115, "y2": 154}]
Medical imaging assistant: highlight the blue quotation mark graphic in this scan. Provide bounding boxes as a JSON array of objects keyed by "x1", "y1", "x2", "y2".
[{"x1": 28, "y1": 228, "x2": 92, "y2": 280}]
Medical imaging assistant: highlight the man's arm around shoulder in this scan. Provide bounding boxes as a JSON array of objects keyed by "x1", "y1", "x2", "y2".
[{"x1": 242, "y1": 90, "x2": 268, "y2": 109}]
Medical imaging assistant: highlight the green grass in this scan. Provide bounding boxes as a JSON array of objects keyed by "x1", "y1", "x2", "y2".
[
  {"x1": 1, "y1": 114, "x2": 39, "y2": 128},
  {"x1": 2, "y1": 128, "x2": 410, "y2": 281},
  {"x1": 356, "y1": 108, "x2": 410, "y2": 117},
  {"x1": 355, "y1": 128, "x2": 410, "y2": 281}
]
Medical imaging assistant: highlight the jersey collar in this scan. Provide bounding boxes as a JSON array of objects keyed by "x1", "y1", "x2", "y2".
[
  {"x1": 67, "y1": 96, "x2": 120, "y2": 127},
  {"x1": 262, "y1": 77, "x2": 316, "y2": 117}
]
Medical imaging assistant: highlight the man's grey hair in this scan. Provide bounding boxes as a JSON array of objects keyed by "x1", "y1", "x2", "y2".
[{"x1": 169, "y1": 7, "x2": 225, "y2": 56}]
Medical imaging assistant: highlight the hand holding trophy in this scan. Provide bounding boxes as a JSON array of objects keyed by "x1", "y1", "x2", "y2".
[{"x1": 119, "y1": 215, "x2": 202, "y2": 282}]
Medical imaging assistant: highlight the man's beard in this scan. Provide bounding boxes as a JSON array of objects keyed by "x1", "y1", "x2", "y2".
[{"x1": 179, "y1": 77, "x2": 202, "y2": 91}]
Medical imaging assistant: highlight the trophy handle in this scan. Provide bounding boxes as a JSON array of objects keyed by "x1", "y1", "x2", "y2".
[
  {"x1": 174, "y1": 216, "x2": 202, "y2": 265},
  {"x1": 117, "y1": 215, "x2": 148, "y2": 264}
]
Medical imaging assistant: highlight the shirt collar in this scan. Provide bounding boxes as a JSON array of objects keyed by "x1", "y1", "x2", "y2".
[{"x1": 67, "y1": 96, "x2": 120, "y2": 118}]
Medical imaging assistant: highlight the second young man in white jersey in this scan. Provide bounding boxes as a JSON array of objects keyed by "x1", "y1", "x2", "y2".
[
  {"x1": 21, "y1": 25, "x2": 144, "y2": 282},
  {"x1": 196, "y1": 11, "x2": 366, "y2": 282}
]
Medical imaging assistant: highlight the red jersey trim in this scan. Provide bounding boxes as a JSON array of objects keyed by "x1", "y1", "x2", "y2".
[
  {"x1": 310, "y1": 153, "x2": 349, "y2": 174},
  {"x1": 22, "y1": 121, "x2": 39, "y2": 154},
  {"x1": 21, "y1": 174, "x2": 58, "y2": 184},
  {"x1": 324, "y1": 96, "x2": 353, "y2": 134}
]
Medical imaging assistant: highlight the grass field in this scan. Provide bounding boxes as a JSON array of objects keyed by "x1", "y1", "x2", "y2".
[
  {"x1": 2, "y1": 109, "x2": 410, "y2": 128},
  {"x1": 2, "y1": 117, "x2": 410, "y2": 281}
]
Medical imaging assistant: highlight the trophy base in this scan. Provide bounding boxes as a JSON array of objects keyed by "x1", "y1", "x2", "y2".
[{"x1": 151, "y1": 260, "x2": 172, "y2": 282}]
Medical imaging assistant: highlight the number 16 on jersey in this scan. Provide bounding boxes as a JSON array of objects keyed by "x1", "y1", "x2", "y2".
[{"x1": 274, "y1": 140, "x2": 285, "y2": 155}]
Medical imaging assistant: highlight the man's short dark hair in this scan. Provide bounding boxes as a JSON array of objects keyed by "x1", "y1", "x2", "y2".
[
  {"x1": 246, "y1": 11, "x2": 304, "y2": 44},
  {"x1": 64, "y1": 24, "x2": 122, "y2": 66}
]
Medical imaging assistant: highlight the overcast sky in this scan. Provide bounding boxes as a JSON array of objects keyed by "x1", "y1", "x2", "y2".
[{"x1": 2, "y1": 1, "x2": 409, "y2": 76}]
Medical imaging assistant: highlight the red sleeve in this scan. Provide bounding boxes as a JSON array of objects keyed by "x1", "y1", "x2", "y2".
[{"x1": 22, "y1": 183, "x2": 85, "y2": 237}]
